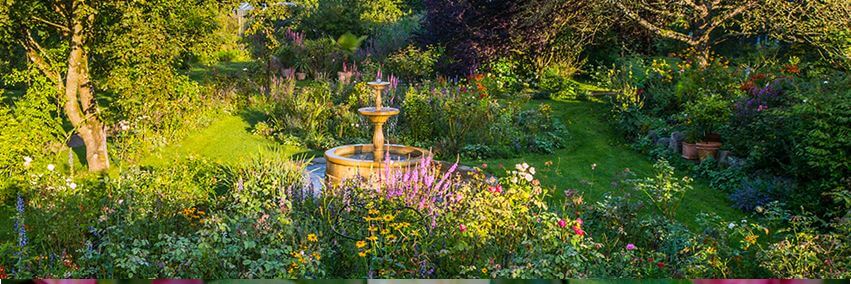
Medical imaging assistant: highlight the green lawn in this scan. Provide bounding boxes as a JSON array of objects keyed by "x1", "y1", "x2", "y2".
[
  {"x1": 141, "y1": 113, "x2": 305, "y2": 167},
  {"x1": 475, "y1": 99, "x2": 744, "y2": 228}
]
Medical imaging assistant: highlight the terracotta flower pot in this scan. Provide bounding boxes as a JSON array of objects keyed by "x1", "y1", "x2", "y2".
[
  {"x1": 682, "y1": 142, "x2": 699, "y2": 160},
  {"x1": 696, "y1": 141, "x2": 722, "y2": 161}
]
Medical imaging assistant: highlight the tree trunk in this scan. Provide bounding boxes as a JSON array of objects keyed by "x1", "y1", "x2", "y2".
[{"x1": 63, "y1": 13, "x2": 110, "y2": 172}]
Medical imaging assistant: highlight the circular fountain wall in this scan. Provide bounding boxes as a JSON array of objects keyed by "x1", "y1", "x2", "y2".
[{"x1": 324, "y1": 144, "x2": 430, "y2": 185}]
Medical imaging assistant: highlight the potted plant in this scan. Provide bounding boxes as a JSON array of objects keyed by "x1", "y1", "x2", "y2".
[
  {"x1": 681, "y1": 128, "x2": 700, "y2": 160},
  {"x1": 291, "y1": 46, "x2": 309, "y2": 80},
  {"x1": 684, "y1": 93, "x2": 731, "y2": 160}
]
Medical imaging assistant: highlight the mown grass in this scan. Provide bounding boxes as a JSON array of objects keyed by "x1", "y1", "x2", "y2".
[
  {"x1": 141, "y1": 113, "x2": 305, "y2": 167},
  {"x1": 475, "y1": 98, "x2": 744, "y2": 229}
]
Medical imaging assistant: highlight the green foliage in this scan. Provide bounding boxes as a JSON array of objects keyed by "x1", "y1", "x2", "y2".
[
  {"x1": 631, "y1": 159, "x2": 693, "y2": 220},
  {"x1": 758, "y1": 209, "x2": 851, "y2": 278},
  {"x1": 336, "y1": 32, "x2": 368, "y2": 54},
  {"x1": 539, "y1": 66, "x2": 587, "y2": 101},
  {"x1": 680, "y1": 93, "x2": 732, "y2": 142},
  {"x1": 299, "y1": 0, "x2": 408, "y2": 38},
  {"x1": 399, "y1": 81, "x2": 567, "y2": 159},
  {"x1": 0, "y1": 73, "x2": 64, "y2": 190},
  {"x1": 384, "y1": 44, "x2": 441, "y2": 80},
  {"x1": 480, "y1": 58, "x2": 524, "y2": 98},
  {"x1": 365, "y1": 14, "x2": 422, "y2": 57}
]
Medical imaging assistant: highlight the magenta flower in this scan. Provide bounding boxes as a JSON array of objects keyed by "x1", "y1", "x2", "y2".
[
  {"x1": 572, "y1": 225, "x2": 585, "y2": 236},
  {"x1": 557, "y1": 219, "x2": 566, "y2": 228},
  {"x1": 626, "y1": 243, "x2": 637, "y2": 250},
  {"x1": 459, "y1": 223, "x2": 467, "y2": 232}
]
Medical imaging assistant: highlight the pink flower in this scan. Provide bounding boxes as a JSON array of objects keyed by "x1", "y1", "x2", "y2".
[
  {"x1": 576, "y1": 218, "x2": 583, "y2": 225},
  {"x1": 557, "y1": 219, "x2": 566, "y2": 228},
  {"x1": 626, "y1": 243, "x2": 637, "y2": 250},
  {"x1": 572, "y1": 225, "x2": 585, "y2": 236},
  {"x1": 488, "y1": 184, "x2": 503, "y2": 194},
  {"x1": 481, "y1": 163, "x2": 487, "y2": 169},
  {"x1": 459, "y1": 223, "x2": 467, "y2": 232}
]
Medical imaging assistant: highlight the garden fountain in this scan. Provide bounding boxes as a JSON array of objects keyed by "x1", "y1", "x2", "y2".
[{"x1": 324, "y1": 79, "x2": 430, "y2": 185}]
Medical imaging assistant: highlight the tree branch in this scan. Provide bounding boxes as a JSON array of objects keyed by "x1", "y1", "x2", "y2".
[
  {"x1": 683, "y1": 0, "x2": 709, "y2": 17},
  {"x1": 19, "y1": 36, "x2": 63, "y2": 87},
  {"x1": 613, "y1": 1, "x2": 698, "y2": 46},
  {"x1": 704, "y1": 0, "x2": 756, "y2": 35},
  {"x1": 32, "y1": 15, "x2": 70, "y2": 32}
]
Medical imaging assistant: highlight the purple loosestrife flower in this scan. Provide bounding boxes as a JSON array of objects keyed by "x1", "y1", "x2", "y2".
[{"x1": 626, "y1": 243, "x2": 637, "y2": 251}]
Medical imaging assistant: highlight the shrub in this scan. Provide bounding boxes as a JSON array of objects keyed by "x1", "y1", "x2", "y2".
[
  {"x1": 729, "y1": 176, "x2": 793, "y2": 213},
  {"x1": 479, "y1": 58, "x2": 524, "y2": 98},
  {"x1": 539, "y1": 66, "x2": 586, "y2": 101},
  {"x1": 759, "y1": 209, "x2": 851, "y2": 278},
  {"x1": 680, "y1": 93, "x2": 732, "y2": 142},
  {"x1": 399, "y1": 81, "x2": 567, "y2": 158},
  {"x1": 384, "y1": 45, "x2": 441, "y2": 81},
  {"x1": 630, "y1": 159, "x2": 693, "y2": 220}
]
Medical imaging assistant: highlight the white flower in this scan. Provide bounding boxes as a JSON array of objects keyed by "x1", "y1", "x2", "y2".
[
  {"x1": 515, "y1": 164, "x2": 524, "y2": 171},
  {"x1": 524, "y1": 173, "x2": 533, "y2": 182},
  {"x1": 591, "y1": 163, "x2": 597, "y2": 170},
  {"x1": 823, "y1": 80, "x2": 829, "y2": 84},
  {"x1": 529, "y1": 167, "x2": 536, "y2": 175},
  {"x1": 728, "y1": 223, "x2": 736, "y2": 229},
  {"x1": 68, "y1": 182, "x2": 77, "y2": 190},
  {"x1": 511, "y1": 176, "x2": 518, "y2": 183},
  {"x1": 23, "y1": 156, "x2": 33, "y2": 168},
  {"x1": 522, "y1": 163, "x2": 529, "y2": 171},
  {"x1": 243, "y1": 68, "x2": 248, "y2": 71},
  {"x1": 47, "y1": 164, "x2": 55, "y2": 171}
]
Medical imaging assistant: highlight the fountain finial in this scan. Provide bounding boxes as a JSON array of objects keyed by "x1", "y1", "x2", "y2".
[{"x1": 368, "y1": 79, "x2": 390, "y2": 110}]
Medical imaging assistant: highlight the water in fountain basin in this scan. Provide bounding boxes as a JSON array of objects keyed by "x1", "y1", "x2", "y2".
[{"x1": 343, "y1": 151, "x2": 418, "y2": 162}]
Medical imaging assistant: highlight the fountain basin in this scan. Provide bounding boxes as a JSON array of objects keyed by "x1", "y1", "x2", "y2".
[
  {"x1": 324, "y1": 144, "x2": 430, "y2": 185},
  {"x1": 358, "y1": 107, "x2": 399, "y2": 123}
]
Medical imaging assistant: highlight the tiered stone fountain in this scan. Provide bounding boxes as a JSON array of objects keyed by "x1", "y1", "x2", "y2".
[{"x1": 324, "y1": 79, "x2": 430, "y2": 185}]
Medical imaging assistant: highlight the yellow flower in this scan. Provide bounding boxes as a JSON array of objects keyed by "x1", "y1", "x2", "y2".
[
  {"x1": 386, "y1": 234, "x2": 397, "y2": 241},
  {"x1": 705, "y1": 246, "x2": 717, "y2": 255},
  {"x1": 383, "y1": 214, "x2": 394, "y2": 222},
  {"x1": 380, "y1": 228, "x2": 390, "y2": 235},
  {"x1": 358, "y1": 251, "x2": 367, "y2": 257},
  {"x1": 356, "y1": 240, "x2": 367, "y2": 248},
  {"x1": 368, "y1": 208, "x2": 379, "y2": 215},
  {"x1": 481, "y1": 268, "x2": 488, "y2": 274},
  {"x1": 368, "y1": 226, "x2": 378, "y2": 232},
  {"x1": 312, "y1": 252, "x2": 321, "y2": 260},
  {"x1": 367, "y1": 235, "x2": 378, "y2": 241},
  {"x1": 307, "y1": 233, "x2": 318, "y2": 242},
  {"x1": 744, "y1": 234, "x2": 758, "y2": 245}
]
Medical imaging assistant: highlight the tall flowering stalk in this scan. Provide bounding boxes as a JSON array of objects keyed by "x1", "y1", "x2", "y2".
[
  {"x1": 14, "y1": 194, "x2": 28, "y2": 275},
  {"x1": 285, "y1": 28, "x2": 304, "y2": 46},
  {"x1": 374, "y1": 154, "x2": 460, "y2": 228},
  {"x1": 388, "y1": 74, "x2": 399, "y2": 105}
]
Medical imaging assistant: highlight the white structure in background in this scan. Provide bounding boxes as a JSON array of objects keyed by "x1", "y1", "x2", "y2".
[{"x1": 236, "y1": 2, "x2": 297, "y2": 36}]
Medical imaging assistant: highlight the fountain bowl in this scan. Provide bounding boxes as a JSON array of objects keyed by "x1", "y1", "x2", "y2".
[{"x1": 324, "y1": 143, "x2": 430, "y2": 185}]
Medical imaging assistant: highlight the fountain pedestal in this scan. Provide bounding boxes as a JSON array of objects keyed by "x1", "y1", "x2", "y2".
[{"x1": 324, "y1": 79, "x2": 430, "y2": 185}]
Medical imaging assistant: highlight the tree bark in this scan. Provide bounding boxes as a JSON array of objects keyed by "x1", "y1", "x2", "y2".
[{"x1": 61, "y1": 10, "x2": 110, "y2": 172}]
